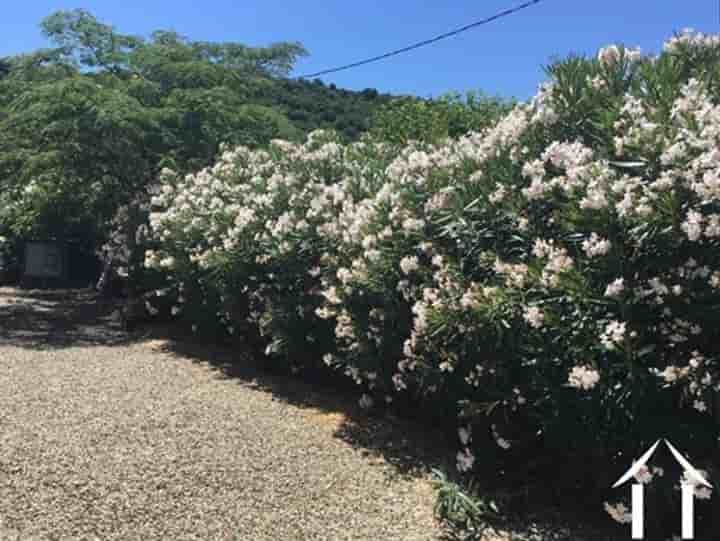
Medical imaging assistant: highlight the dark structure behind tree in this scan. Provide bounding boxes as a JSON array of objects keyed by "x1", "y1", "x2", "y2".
[{"x1": 19, "y1": 239, "x2": 101, "y2": 288}]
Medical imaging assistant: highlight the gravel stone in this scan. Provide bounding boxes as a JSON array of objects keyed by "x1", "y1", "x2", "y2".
[{"x1": 0, "y1": 288, "x2": 443, "y2": 540}]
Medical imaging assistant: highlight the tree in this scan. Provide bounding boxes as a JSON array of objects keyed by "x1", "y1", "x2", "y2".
[
  {"x1": 0, "y1": 76, "x2": 160, "y2": 241},
  {"x1": 0, "y1": 8, "x2": 408, "y2": 261},
  {"x1": 41, "y1": 9, "x2": 308, "y2": 80},
  {"x1": 370, "y1": 92, "x2": 512, "y2": 144},
  {"x1": 0, "y1": 9, "x2": 312, "y2": 243},
  {"x1": 41, "y1": 9, "x2": 142, "y2": 74}
]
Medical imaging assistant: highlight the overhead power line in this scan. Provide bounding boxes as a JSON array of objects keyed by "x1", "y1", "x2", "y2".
[{"x1": 297, "y1": 0, "x2": 543, "y2": 79}]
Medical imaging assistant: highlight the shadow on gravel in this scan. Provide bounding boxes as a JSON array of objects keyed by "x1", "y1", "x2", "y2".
[
  {"x1": 0, "y1": 287, "x2": 450, "y2": 483},
  {"x1": 0, "y1": 287, "x2": 624, "y2": 540},
  {"x1": 0, "y1": 287, "x2": 129, "y2": 350},
  {"x1": 142, "y1": 330, "x2": 628, "y2": 541},
  {"x1": 141, "y1": 328, "x2": 628, "y2": 541},
  {"x1": 148, "y1": 329, "x2": 455, "y2": 482}
]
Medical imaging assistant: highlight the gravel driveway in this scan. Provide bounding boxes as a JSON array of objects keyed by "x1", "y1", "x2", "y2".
[{"x1": 0, "y1": 288, "x2": 444, "y2": 540}]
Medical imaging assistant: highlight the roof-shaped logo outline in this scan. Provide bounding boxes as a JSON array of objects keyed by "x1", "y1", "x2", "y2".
[{"x1": 612, "y1": 439, "x2": 711, "y2": 489}]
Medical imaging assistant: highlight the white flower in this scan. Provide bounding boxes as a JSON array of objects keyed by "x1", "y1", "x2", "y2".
[
  {"x1": 694, "y1": 400, "x2": 707, "y2": 413},
  {"x1": 491, "y1": 424, "x2": 511, "y2": 449},
  {"x1": 604, "y1": 278, "x2": 625, "y2": 297},
  {"x1": 143, "y1": 250, "x2": 160, "y2": 269},
  {"x1": 145, "y1": 301, "x2": 159, "y2": 316},
  {"x1": 523, "y1": 306, "x2": 545, "y2": 329},
  {"x1": 597, "y1": 45, "x2": 622, "y2": 66},
  {"x1": 568, "y1": 365, "x2": 601, "y2": 390},
  {"x1": 159, "y1": 256, "x2": 176, "y2": 269},
  {"x1": 494, "y1": 259, "x2": 529, "y2": 288},
  {"x1": 665, "y1": 28, "x2": 720, "y2": 54},
  {"x1": 604, "y1": 502, "x2": 632, "y2": 524},
  {"x1": 580, "y1": 188, "x2": 609, "y2": 210},
  {"x1": 532, "y1": 238, "x2": 553, "y2": 258},
  {"x1": 364, "y1": 249, "x2": 381, "y2": 262},
  {"x1": 656, "y1": 364, "x2": 689, "y2": 383},
  {"x1": 489, "y1": 184, "x2": 507, "y2": 203},
  {"x1": 601, "y1": 321, "x2": 626, "y2": 350},
  {"x1": 582, "y1": 233, "x2": 611, "y2": 257},
  {"x1": 439, "y1": 361, "x2": 454, "y2": 373},
  {"x1": 681, "y1": 210, "x2": 704, "y2": 241},
  {"x1": 625, "y1": 47, "x2": 642, "y2": 63},
  {"x1": 337, "y1": 267, "x2": 353, "y2": 284},
  {"x1": 401, "y1": 218, "x2": 425, "y2": 233},
  {"x1": 359, "y1": 394, "x2": 374, "y2": 410},
  {"x1": 522, "y1": 178, "x2": 549, "y2": 200},
  {"x1": 635, "y1": 467, "x2": 652, "y2": 485},
  {"x1": 458, "y1": 426, "x2": 472, "y2": 446},
  {"x1": 392, "y1": 373, "x2": 407, "y2": 391},
  {"x1": 589, "y1": 75, "x2": 606, "y2": 90},
  {"x1": 629, "y1": 464, "x2": 664, "y2": 488},
  {"x1": 322, "y1": 287, "x2": 342, "y2": 305},
  {"x1": 400, "y1": 256, "x2": 420, "y2": 275},
  {"x1": 496, "y1": 437, "x2": 511, "y2": 450},
  {"x1": 456, "y1": 448, "x2": 475, "y2": 472},
  {"x1": 460, "y1": 289, "x2": 481, "y2": 310},
  {"x1": 315, "y1": 306, "x2": 335, "y2": 320},
  {"x1": 661, "y1": 142, "x2": 687, "y2": 165}
]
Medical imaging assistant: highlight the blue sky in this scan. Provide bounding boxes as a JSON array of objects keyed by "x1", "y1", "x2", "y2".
[{"x1": 1, "y1": 1, "x2": 717, "y2": 100}]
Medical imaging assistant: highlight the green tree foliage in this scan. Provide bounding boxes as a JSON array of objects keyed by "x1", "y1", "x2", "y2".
[
  {"x1": 259, "y1": 78, "x2": 394, "y2": 141},
  {"x1": 0, "y1": 9, "x2": 367, "y2": 246},
  {"x1": 0, "y1": 58, "x2": 11, "y2": 78},
  {"x1": 40, "y1": 9, "x2": 143, "y2": 73},
  {"x1": 370, "y1": 91, "x2": 513, "y2": 144},
  {"x1": 0, "y1": 76, "x2": 161, "y2": 239}
]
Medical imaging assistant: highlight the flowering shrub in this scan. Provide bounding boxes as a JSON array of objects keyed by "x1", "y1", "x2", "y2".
[{"x1": 142, "y1": 30, "x2": 720, "y2": 527}]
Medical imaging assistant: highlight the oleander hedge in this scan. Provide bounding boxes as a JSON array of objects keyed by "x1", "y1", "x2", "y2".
[{"x1": 131, "y1": 30, "x2": 720, "y2": 529}]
